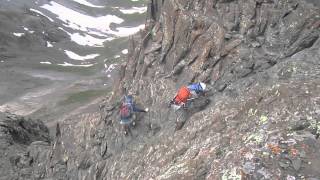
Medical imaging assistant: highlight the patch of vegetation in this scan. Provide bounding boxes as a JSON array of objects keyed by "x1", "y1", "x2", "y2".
[
  {"x1": 215, "y1": 148, "x2": 224, "y2": 158},
  {"x1": 221, "y1": 168, "x2": 241, "y2": 180},
  {"x1": 310, "y1": 118, "x2": 320, "y2": 137},
  {"x1": 33, "y1": 63, "x2": 100, "y2": 76},
  {"x1": 59, "y1": 89, "x2": 109, "y2": 105}
]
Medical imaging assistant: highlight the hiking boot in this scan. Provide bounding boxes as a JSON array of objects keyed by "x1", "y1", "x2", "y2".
[{"x1": 175, "y1": 121, "x2": 185, "y2": 131}]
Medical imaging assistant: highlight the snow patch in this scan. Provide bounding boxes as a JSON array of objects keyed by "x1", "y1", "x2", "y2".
[
  {"x1": 69, "y1": 33, "x2": 113, "y2": 47},
  {"x1": 22, "y1": 27, "x2": 34, "y2": 34},
  {"x1": 30, "y1": 8, "x2": 54, "y2": 22},
  {"x1": 40, "y1": 1, "x2": 146, "y2": 47},
  {"x1": 40, "y1": 61, "x2": 52, "y2": 64},
  {"x1": 64, "y1": 50, "x2": 99, "y2": 60},
  {"x1": 119, "y1": 7, "x2": 147, "y2": 14},
  {"x1": 41, "y1": 2, "x2": 123, "y2": 34},
  {"x1": 57, "y1": 62, "x2": 95, "y2": 67},
  {"x1": 110, "y1": 24, "x2": 145, "y2": 37},
  {"x1": 47, "y1": 41, "x2": 53, "y2": 47},
  {"x1": 58, "y1": 27, "x2": 69, "y2": 34},
  {"x1": 13, "y1": 33, "x2": 24, "y2": 37},
  {"x1": 71, "y1": 0, "x2": 105, "y2": 8},
  {"x1": 121, "y1": 49, "x2": 128, "y2": 54},
  {"x1": 105, "y1": 63, "x2": 117, "y2": 73}
]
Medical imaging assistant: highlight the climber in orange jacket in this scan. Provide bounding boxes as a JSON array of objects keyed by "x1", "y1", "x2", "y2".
[{"x1": 168, "y1": 82, "x2": 207, "y2": 110}]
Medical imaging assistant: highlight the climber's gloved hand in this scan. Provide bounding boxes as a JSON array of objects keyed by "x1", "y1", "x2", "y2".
[{"x1": 168, "y1": 100, "x2": 174, "y2": 108}]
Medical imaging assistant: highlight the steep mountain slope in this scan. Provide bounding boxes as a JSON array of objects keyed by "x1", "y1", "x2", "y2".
[
  {"x1": 96, "y1": 0, "x2": 320, "y2": 178},
  {"x1": 2, "y1": 0, "x2": 319, "y2": 179}
]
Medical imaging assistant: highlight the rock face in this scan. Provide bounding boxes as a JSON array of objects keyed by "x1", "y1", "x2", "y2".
[
  {"x1": 4, "y1": 0, "x2": 320, "y2": 179},
  {"x1": 0, "y1": 112, "x2": 50, "y2": 179}
]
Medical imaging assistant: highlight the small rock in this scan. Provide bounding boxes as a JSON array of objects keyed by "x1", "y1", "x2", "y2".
[
  {"x1": 224, "y1": 33, "x2": 232, "y2": 39},
  {"x1": 280, "y1": 139, "x2": 296, "y2": 146},
  {"x1": 242, "y1": 162, "x2": 255, "y2": 174},
  {"x1": 217, "y1": 84, "x2": 227, "y2": 92},
  {"x1": 291, "y1": 158, "x2": 302, "y2": 171},
  {"x1": 144, "y1": 43, "x2": 162, "y2": 54},
  {"x1": 287, "y1": 175, "x2": 296, "y2": 180},
  {"x1": 291, "y1": 120, "x2": 310, "y2": 131},
  {"x1": 256, "y1": 36, "x2": 265, "y2": 44},
  {"x1": 279, "y1": 161, "x2": 290, "y2": 168},
  {"x1": 257, "y1": 167, "x2": 270, "y2": 179},
  {"x1": 251, "y1": 41, "x2": 261, "y2": 48},
  {"x1": 100, "y1": 141, "x2": 108, "y2": 157},
  {"x1": 299, "y1": 150, "x2": 306, "y2": 158}
]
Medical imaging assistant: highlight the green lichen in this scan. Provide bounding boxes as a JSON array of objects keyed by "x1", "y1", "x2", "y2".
[
  {"x1": 245, "y1": 133, "x2": 264, "y2": 144},
  {"x1": 222, "y1": 168, "x2": 241, "y2": 180},
  {"x1": 292, "y1": 66, "x2": 297, "y2": 73},
  {"x1": 259, "y1": 115, "x2": 268, "y2": 125},
  {"x1": 310, "y1": 118, "x2": 320, "y2": 135},
  {"x1": 248, "y1": 108, "x2": 257, "y2": 117}
]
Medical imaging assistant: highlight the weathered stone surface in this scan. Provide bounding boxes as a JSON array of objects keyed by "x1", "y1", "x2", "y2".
[{"x1": 0, "y1": 112, "x2": 50, "y2": 179}]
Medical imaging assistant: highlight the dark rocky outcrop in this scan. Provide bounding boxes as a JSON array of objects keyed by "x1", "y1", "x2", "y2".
[
  {"x1": 0, "y1": 112, "x2": 50, "y2": 179},
  {"x1": 4, "y1": 0, "x2": 320, "y2": 179}
]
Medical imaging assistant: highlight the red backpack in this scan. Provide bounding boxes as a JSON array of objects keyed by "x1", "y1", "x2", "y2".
[
  {"x1": 174, "y1": 86, "x2": 191, "y2": 104},
  {"x1": 120, "y1": 103, "x2": 132, "y2": 118}
]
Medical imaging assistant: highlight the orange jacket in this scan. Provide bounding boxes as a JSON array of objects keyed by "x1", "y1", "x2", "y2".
[{"x1": 174, "y1": 86, "x2": 191, "y2": 105}]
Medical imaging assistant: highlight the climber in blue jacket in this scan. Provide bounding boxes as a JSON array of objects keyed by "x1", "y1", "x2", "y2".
[{"x1": 119, "y1": 95, "x2": 148, "y2": 135}]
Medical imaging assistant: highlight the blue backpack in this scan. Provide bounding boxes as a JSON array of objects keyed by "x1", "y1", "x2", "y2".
[{"x1": 187, "y1": 83, "x2": 203, "y2": 94}]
